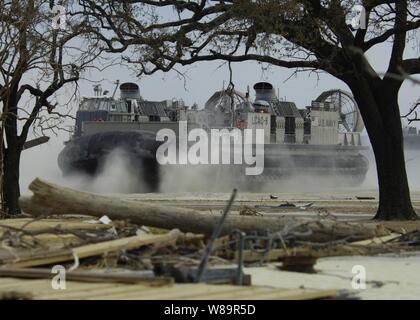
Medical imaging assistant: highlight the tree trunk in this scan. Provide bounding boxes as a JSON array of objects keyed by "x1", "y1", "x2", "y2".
[
  {"x1": 372, "y1": 89, "x2": 417, "y2": 220},
  {"x1": 2, "y1": 147, "x2": 21, "y2": 215},
  {"x1": 349, "y1": 78, "x2": 418, "y2": 220}
]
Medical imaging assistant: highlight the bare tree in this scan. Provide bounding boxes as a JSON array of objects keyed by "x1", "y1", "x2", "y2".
[
  {"x1": 80, "y1": 0, "x2": 420, "y2": 220},
  {"x1": 0, "y1": 0, "x2": 103, "y2": 214}
]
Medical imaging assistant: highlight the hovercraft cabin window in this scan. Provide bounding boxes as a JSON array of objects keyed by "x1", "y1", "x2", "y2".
[
  {"x1": 270, "y1": 115, "x2": 276, "y2": 135},
  {"x1": 304, "y1": 118, "x2": 311, "y2": 135},
  {"x1": 149, "y1": 115, "x2": 160, "y2": 121},
  {"x1": 284, "y1": 117, "x2": 296, "y2": 143}
]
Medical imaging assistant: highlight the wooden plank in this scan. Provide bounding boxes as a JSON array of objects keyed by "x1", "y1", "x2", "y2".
[
  {"x1": 0, "y1": 268, "x2": 172, "y2": 285},
  {"x1": 85, "y1": 283, "x2": 196, "y2": 300},
  {"x1": 84, "y1": 285, "x2": 194, "y2": 300},
  {"x1": 103, "y1": 283, "x2": 202, "y2": 300},
  {"x1": 245, "y1": 289, "x2": 338, "y2": 300},
  {"x1": 80, "y1": 284, "x2": 244, "y2": 300},
  {"x1": 0, "y1": 279, "x2": 53, "y2": 292},
  {"x1": 351, "y1": 233, "x2": 401, "y2": 245},
  {"x1": 8, "y1": 282, "x2": 115, "y2": 297},
  {"x1": 0, "y1": 277, "x2": 339, "y2": 300},
  {"x1": 88, "y1": 286, "x2": 337, "y2": 300},
  {"x1": 185, "y1": 286, "x2": 276, "y2": 300},
  {"x1": 37, "y1": 283, "x2": 141, "y2": 300},
  {"x1": 141, "y1": 284, "x2": 246, "y2": 300}
]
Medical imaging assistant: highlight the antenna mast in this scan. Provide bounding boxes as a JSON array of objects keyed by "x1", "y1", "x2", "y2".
[{"x1": 112, "y1": 80, "x2": 120, "y2": 99}]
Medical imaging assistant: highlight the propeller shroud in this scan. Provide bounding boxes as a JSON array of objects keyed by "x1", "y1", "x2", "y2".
[{"x1": 315, "y1": 89, "x2": 364, "y2": 133}]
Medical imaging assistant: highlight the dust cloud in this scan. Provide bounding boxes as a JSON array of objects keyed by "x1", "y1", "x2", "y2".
[
  {"x1": 20, "y1": 136, "x2": 420, "y2": 196},
  {"x1": 20, "y1": 142, "x2": 148, "y2": 195}
]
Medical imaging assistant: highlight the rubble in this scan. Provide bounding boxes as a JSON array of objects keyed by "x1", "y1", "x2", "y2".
[{"x1": 1, "y1": 178, "x2": 419, "y2": 300}]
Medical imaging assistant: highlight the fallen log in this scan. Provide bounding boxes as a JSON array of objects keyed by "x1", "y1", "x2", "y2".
[{"x1": 19, "y1": 178, "x2": 388, "y2": 242}]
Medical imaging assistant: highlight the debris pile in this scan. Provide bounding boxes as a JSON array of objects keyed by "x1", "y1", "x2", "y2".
[{"x1": 0, "y1": 178, "x2": 419, "y2": 300}]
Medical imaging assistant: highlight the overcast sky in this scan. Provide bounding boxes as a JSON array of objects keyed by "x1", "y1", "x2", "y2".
[{"x1": 72, "y1": 40, "x2": 420, "y2": 119}]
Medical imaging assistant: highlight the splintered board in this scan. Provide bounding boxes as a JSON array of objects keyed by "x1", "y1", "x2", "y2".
[{"x1": 0, "y1": 277, "x2": 338, "y2": 300}]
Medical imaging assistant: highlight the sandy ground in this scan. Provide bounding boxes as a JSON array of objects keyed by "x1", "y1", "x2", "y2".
[
  {"x1": 123, "y1": 189, "x2": 420, "y2": 231},
  {"x1": 247, "y1": 252, "x2": 420, "y2": 300}
]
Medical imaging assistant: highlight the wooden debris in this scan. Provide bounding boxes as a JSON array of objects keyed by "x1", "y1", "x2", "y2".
[
  {"x1": 220, "y1": 233, "x2": 409, "y2": 263},
  {"x1": 0, "y1": 277, "x2": 339, "y2": 300},
  {"x1": 0, "y1": 268, "x2": 172, "y2": 286},
  {"x1": 20, "y1": 178, "x2": 388, "y2": 242},
  {"x1": 221, "y1": 243, "x2": 411, "y2": 264},
  {"x1": 351, "y1": 233, "x2": 401, "y2": 245},
  {"x1": 0, "y1": 218, "x2": 115, "y2": 249},
  {"x1": 1, "y1": 229, "x2": 181, "y2": 268}
]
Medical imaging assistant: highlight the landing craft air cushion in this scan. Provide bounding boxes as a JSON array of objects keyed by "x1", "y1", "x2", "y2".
[{"x1": 58, "y1": 81, "x2": 370, "y2": 191}]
